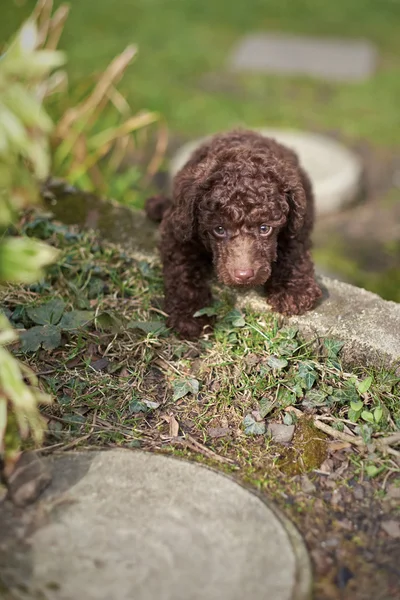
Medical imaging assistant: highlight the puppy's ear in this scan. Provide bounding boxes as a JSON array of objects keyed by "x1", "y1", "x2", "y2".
[
  {"x1": 284, "y1": 167, "x2": 311, "y2": 238},
  {"x1": 171, "y1": 153, "x2": 216, "y2": 242}
]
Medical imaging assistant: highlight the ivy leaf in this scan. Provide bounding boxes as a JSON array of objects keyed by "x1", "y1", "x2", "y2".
[
  {"x1": 225, "y1": 309, "x2": 246, "y2": 328},
  {"x1": 302, "y1": 389, "x2": 327, "y2": 409},
  {"x1": 20, "y1": 324, "x2": 61, "y2": 352},
  {"x1": 26, "y1": 298, "x2": 65, "y2": 326},
  {"x1": 259, "y1": 396, "x2": 275, "y2": 418},
  {"x1": 193, "y1": 305, "x2": 219, "y2": 317},
  {"x1": 58, "y1": 310, "x2": 94, "y2": 331},
  {"x1": 96, "y1": 311, "x2": 124, "y2": 333},
  {"x1": 266, "y1": 356, "x2": 288, "y2": 371},
  {"x1": 357, "y1": 376, "x2": 373, "y2": 395},
  {"x1": 324, "y1": 338, "x2": 344, "y2": 358},
  {"x1": 173, "y1": 378, "x2": 199, "y2": 401},
  {"x1": 127, "y1": 320, "x2": 168, "y2": 336},
  {"x1": 329, "y1": 382, "x2": 359, "y2": 405},
  {"x1": 243, "y1": 414, "x2": 266, "y2": 435},
  {"x1": 129, "y1": 399, "x2": 147, "y2": 414},
  {"x1": 277, "y1": 387, "x2": 296, "y2": 408},
  {"x1": 297, "y1": 361, "x2": 317, "y2": 389}
]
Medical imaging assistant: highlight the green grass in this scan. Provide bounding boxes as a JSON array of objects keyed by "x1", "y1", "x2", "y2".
[{"x1": 2, "y1": 0, "x2": 400, "y2": 145}]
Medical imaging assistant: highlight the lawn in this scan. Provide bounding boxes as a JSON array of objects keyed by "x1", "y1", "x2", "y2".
[{"x1": 1, "y1": 0, "x2": 400, "y2": 144}]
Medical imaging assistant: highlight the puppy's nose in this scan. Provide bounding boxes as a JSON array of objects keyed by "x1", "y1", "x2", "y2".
[{"x1": 234, "y1": 268, "x2": 254, "y2": 283}]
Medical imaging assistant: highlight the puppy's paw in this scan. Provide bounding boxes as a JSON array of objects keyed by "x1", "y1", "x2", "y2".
[
  {"x1": 267, "y1": 282, "x2": 322, "y2": 316},
  {"x1": 167, "y1": 314, "x2": 214, "y2": 340}
]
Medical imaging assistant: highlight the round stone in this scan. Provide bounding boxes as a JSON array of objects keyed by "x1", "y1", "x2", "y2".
[
  {"x1": 169, "y1": 129, "x2": 363, "y2": 216},
  {"x1": 2, "y1": 450, "x2": 312, "y2": 600}
]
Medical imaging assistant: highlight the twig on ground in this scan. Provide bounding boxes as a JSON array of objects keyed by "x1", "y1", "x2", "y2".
[
  {"x1": 171, "y1": 433, "x2": 236, "y2": 466},
  {"x1": 314, "y1": 419, "x2": 365, "y2": 447}
]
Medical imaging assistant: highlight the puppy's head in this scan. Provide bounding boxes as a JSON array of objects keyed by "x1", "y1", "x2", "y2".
[
  {"x1": 171, "y1": 138, "x2": 308, "y2": 287},
  {"x1": 197, "y1": 177, "x2": 287, "y2": 287}
]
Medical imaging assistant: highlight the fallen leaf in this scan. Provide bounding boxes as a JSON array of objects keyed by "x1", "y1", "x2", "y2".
[
  {"x1": 90, "y1": 357, "x2": 109, "y2": 371},
  {"x1": 207, "y1": 427, "x2": 231, "y2": 439},
  {"x1": 168, "y1": 414, "x2": 179, "y2": 437}
]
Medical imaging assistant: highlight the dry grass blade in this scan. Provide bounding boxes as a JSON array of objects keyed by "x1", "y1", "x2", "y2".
[
  {"x1": 146, "y1": 119, "x2": 169, "y2": 179},
  {"x1": 56, "y1": 45, "x2": 137, "y2": 139},
  {"x1": 176, "y1": 433, "x2": 236, "y2": 465},
  {"x1": 44, "y1": 5, "x2": 70, "y2": 51}
]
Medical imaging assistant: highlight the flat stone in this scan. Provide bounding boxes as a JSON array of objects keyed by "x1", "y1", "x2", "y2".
[
  {"x1": 169, "y1": 129, "x2": 363, "y2": 216},
  {"x1": 229, "y1": 34, "x2": 377, "y2": 82},
  {"x1": 268, "y1": 423, "x2": 296, "y2": 444},
  {"x1": 0, "y1": 450, "x2": 312, "y2": 600},
  {"x1": 235, "y1": 276, "x2": 400, "y2": 369}
]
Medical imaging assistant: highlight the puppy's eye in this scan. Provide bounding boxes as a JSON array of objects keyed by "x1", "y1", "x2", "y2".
[
  {"x1": 213, "y1": 226, "x2": 226, "y2": 238},
  {"x1": 259, "y1": 224, "x2": 272, "y2": 236}
]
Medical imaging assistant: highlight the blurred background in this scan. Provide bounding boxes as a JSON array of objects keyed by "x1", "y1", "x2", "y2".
[{"x1": 2, "y1": 0, "x2": 399, "y2": 301}]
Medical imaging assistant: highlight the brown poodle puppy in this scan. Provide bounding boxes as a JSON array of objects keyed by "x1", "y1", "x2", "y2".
[{"x1": 146, "y1": 129, "x2": 322, "y2": 339}]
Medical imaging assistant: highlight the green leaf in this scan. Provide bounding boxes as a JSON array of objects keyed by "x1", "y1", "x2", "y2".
[
  {"x1": 302, "y1": 389, "x2": 327, "y2": 408},
  {"x1": 58, "y1": 310, "x2": 94, "y2": 331},
  {"x1": 277, "y1": 387, "x2": 296, "y2": 408},
  {"x1": 348, "y1": 408, "x2": 362, "y2": 423},
  {"x1": 361, "y1": 410, "x2": 375, "y2": 424},
  {"x1": 173, "y1": 378, "x2": 199, "y2": 401},
  {"x1": 127, "y1": 320, "x2": 168, "y2": 335},
  {"x1": 266, "y1": 356, "x2": 288, "y2": 371},
  {"x1": 95, "y1": 311, "x2": 123, "y2": 332},
  {"x1": 259, "y1": 396, "x2": 275, "y2": 418},
  {"x1": 304, "y1": 371, "x2": 317, "y2": 389},
  {"x1": 20, "y1": 325, "x2": 61, "y2": 352},
  {"x1": 329, "y1": 382, "x2": 359, "y2": 405},
  {"x1": 374, "y1": 406, "x2": 383, "y2": 423},
  {"x1": 350, "y1": 400, "x2": 364, "y2": 412},
  {"x1": 283, "y1": 412, "x2": 294, "y2": 426},
  {"x1": 357, "y1": 376, "x2": 373, "y2": 395},
  {"x1": 297, "y1": 361, "x2": 317, "y2": 389},
  {"x1": 365, "y1": 464, "x2": 380, "y2": 478},
  {"x1": 225, "y1": 309, "x2": 246, "y2": 328},
  {"x1": 193, "y1": 306, "x2": 219, "y2": 317},
  {"x1": 243, "y1": 414, "x2": 266, "y2": 435},
  {"x1": 129, "y1": 399, "x2": 147, "y2": 414},
  {"x1": 26, "y1": 298, "x2": 65, "y2": 326},
  {"x1": 324, "y1": 338, "x2": 345, "y2": 358}
]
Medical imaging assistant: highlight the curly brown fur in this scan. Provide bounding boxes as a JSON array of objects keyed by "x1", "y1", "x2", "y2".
[{"x1": 149, "y1": 129, "x2": 322, "y2": 339}]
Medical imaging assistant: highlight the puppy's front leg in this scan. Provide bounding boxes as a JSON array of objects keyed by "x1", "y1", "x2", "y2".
[
  {"x1": 160, "y1": 228, "x2": 213, "y2": 339},
  {"x1": 264, "y1": 243, "x2": 322, "y2": 316}
]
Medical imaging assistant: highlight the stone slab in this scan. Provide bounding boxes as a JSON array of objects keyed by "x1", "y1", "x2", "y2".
[
  {"x1": 235, "y1": 276, "x2": 400, "y2": 369},
  {"x1": 229, "y1": 34, "x2": 378, "y2": 82},
  {"x1": 169, "y1": 129, "x2": 363, "y2": 216},
  {"x1": 0, "y1": 450, "x2": 312, "y2": 600}
]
